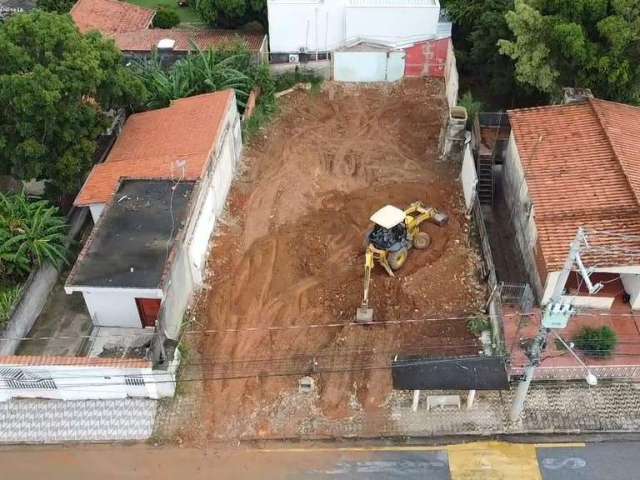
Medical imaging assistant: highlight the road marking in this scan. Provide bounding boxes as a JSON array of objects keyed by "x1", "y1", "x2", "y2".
[
  {"x1": 257, "y1": 446, "x2": 446, "y2": 453},
  {"x1": 534, "y1": 442, "x2": 586, "y2": 448},
  {"x1": 448, "y1": 441, "x2": 542, "y2": 480},
  {"x1": 257, "y1": 442, "x2": 584, "y2": 454}
]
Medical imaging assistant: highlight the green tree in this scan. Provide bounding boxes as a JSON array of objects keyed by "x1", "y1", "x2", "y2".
[
  {"x1": 35, "y1": 0, "x2": 75, "y2": 13},
  {"x1": 0, "y1": 12, "x2": 147, "y2": 196},
  {"x1": 0, "y1": 191, "x2": 68, "y2": 279},
  {"x1": 131, "y1": 43, "x2": 272, "y2": 112},
  {"x1": 441, "y1": 0, "x2": 543, "y2": 108},
  {"x1": 195, "y1": 0, "x2": 266, "y2": 28},
  {"x1": 499, "y1": 0, "x2": 640, "y2": 103},
  {"x1": 153, "y1": 7, "x2": 181, "y2": 29}
]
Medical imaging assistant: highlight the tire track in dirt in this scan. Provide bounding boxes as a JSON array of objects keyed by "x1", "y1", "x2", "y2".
[{"x1": 195, "y1": 81, "x2": 485, "y2": 439}]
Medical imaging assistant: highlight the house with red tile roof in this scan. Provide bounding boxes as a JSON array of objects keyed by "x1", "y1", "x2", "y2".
[
  {"x1": 71, "y1": 0, "x2": 154, "y2": 35},
  {"x1": 504, "y1": 97, "x2": 640, "y2": 312},
  {"x1": 70, "y1": 0, "x2": 267, "y2": 61},
  {"x1": 0, "y1": 91, "x2": 242, "y2": 403},
  {"x1": 66, "y1": 91, "x2": 242, "y2": 338}
]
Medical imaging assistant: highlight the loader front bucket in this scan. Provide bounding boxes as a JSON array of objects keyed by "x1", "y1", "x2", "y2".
[{"x1": 356, "y1": 305, "x2": 374, "y2": 323}]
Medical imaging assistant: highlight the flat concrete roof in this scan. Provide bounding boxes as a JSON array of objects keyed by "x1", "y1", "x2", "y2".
[{"x1": 68, "y1": 180, "x2": 194, "y2": 289}]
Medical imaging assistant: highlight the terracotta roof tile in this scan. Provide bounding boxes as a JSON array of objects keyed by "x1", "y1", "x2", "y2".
[
  {"x1": 0, "y1": 355, "x2": 151, "y2": 368},
  {"x1": 75, "y1": 90, "x2": 234, "y2": 206},
  {"x1": 508, "y1": 99, "x2": 640, "y2": 271},
  {"x1": 71, "y1": 0, "x2": 154, "y2": 35},
  {"x1": 113, "y1": 29, "x2": 266, "y2": 53}
]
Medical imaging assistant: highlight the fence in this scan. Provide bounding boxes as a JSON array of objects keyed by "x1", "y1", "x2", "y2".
[
  {"x1": 470, "y1": 198, "x2": 503, "y2": 352},
  {"x1": 499, "y1": 282, "x2": 534, "y2": 313}
]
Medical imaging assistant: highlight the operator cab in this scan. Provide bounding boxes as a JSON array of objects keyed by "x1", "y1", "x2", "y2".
[{"x1": 367, "y1": 205, "x2": 409, "y2": 251}]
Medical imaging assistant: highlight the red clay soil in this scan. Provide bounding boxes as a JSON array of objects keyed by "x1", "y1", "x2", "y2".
[{"x1": 195, "y1": 80, "x2": 485, "y2": 439}]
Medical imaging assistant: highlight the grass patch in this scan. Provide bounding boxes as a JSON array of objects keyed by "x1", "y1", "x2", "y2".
[
  {"x1": 242, "y1": 93, "x2": 278, "y2": 142},
  {"x1": 467, "y1": 313, "x2": 491, "y2": 337},
  {"x1": 273, "y1": 69, "x2": 324, "y2": 93},
  {"x1": 124, "y1": 0, "x2": 203, "y2": 26},
  {"x1": 0, "y1": 283, "x2": 23, "y2": 329}
]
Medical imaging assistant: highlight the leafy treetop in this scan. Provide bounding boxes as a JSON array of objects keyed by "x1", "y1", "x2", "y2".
[
  {"x1": 499, "y1": 0, "x2": 640, "y2": 104},
  {"x1": 0, "y1": 12, "x2": 147, "y2": 195}
]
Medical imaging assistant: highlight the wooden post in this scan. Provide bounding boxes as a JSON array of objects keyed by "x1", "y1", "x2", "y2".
[{"x1": 466, "y1": 389, "x2": 476, "y2": 410}]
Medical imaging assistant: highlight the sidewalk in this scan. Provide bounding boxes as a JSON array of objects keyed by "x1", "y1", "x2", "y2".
[
  {"x1": 153, "y1": 381, "x2": 640, "y2": 441},
  {"x1": 384, "y1": 382, "x2": 640, "y2": 437},
  {"x1": 0, "y1": 398, "x2": 157, "y2": 443}
]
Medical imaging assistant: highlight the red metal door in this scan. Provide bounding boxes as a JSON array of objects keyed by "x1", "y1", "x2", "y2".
[{"x1": 136, "y1": 298, "x2": 161, "y2": 328}]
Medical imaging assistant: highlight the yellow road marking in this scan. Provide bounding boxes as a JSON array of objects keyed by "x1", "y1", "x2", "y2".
[
  {"x1": 534, "y1": 442, "x2": 585, "y2": 448},
  {"x1": 448, "y1": 441, "x2": 541, "y2": 480},
  {"x1": 257, "y1": 442, "x2": 584, "y2": 454},
  {"x1": 257, "y1": 446, "x2": 445, "y2": 453}
]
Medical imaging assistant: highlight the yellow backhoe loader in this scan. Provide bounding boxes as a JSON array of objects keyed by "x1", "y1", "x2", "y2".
[{"x1": 356, "y1": 201, "x2": 448, "y2": 323}]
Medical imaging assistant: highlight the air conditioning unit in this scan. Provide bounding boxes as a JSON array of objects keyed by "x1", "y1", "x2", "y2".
[{"x1": 288, "y1": 54, "x2": 300, "y2": 64}]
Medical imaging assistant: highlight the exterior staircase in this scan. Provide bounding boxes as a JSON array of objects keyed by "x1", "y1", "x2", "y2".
[{"x1": 477, "y1": 153, "x2": 495, "y2": 205}]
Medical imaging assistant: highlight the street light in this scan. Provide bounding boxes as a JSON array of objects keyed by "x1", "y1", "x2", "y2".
[{"x1": 552, "y1": 331, "x2": 598, "y2": 386}]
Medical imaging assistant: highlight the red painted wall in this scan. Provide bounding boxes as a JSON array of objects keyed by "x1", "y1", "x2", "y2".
[{"x1": 404, "y1": 38, "x2": 450, "y2": 78}]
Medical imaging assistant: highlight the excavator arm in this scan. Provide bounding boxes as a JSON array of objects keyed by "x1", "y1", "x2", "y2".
[
  {"x1": 356, "y1": 249, "x2": 375, "y2": 323},
  {"x1": 404, "y1": 202, "x2": 449, "y2": 228}
]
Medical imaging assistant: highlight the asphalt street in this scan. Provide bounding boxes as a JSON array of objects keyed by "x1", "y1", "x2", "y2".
[{"x1": 1, "y1": 440, "x2": 639, "y2": 479}]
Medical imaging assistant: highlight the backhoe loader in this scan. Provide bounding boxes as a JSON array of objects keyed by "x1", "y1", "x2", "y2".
[{"x1": 355, "y1": 201, "x2": 448, "y2": 323}]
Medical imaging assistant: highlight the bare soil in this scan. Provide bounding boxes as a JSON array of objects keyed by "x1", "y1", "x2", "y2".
[{"x1": 193, "y1": 80, "x2": 485, "y2": 440}]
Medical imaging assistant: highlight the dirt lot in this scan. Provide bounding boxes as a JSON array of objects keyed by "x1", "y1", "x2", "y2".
[{"x1": 193, "y1": 80, "x2": 485, "y2": 440}]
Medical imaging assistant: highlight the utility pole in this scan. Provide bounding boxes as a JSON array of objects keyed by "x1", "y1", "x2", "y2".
[
  {"x1": 509, "y1": 229, "x2": 584, "y2": 422},
  {"x1": 509, "y1": 325, "x2": 547, "y2": 422}
]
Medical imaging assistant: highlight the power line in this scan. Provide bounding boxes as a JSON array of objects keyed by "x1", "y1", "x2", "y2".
[
  {"x1": 0, "y1": 312, "x2": 530, "y2": 342},
  {"x1": 0, "y1": 355, "x2": 490, "y2": 392}
]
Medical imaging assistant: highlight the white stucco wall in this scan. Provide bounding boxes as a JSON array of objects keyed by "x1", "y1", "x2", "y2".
[
  {"x1": 78, "y1": 288, "x2": 163, "y2": 328},
  {"x1": 267, "y1": 0, "x2": 440, "y2": 54},
  {"x1": 186, "y1": 102, "x2": 242, "y2": 285},
  {"x1": 460, "y1": 143, "x2": 477, "y2": 209},
  {"x1": 0, "y1": 357, "x2": 179, "y2": 402},
  {"x1": 88, "y1": 203, "x2": 105, "y2": 223},
  {"x1": 345, "y1": 3, "x2": 439, "y2": 45},
  {"x1": 444, "y1": 39, "x2": 459, "y2": 109}
]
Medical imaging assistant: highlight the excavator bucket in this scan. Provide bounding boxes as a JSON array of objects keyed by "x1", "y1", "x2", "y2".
[{"x1": 356, "y1": 304, "x2": 374, "y2": 323}]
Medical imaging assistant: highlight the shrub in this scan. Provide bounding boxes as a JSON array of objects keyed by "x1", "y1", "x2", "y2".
[
  {"x1": 131, "y1": 43, "x2": 274, "y2": 114},
  {"x1": 467, "y1": 314, "x2": 491, "y2": 337},
  {"x1": 0, "y1": 192, "x2": 68, "y2": 280},
  {"x1": 573, "y1": 326, "x2": 618, "y2": 358},
  {"x1": 458, "y1": 91, "x2": 484, "y2": 130},
  {"x1": 153, "y1": 7, "x2": 180, "y2": 29},
  {"x1": 0, "y1": 284, "x2": 23, "y2": 329},
  {"x1": 274, "y1": 69, "x2": 324, "y2": 93}
]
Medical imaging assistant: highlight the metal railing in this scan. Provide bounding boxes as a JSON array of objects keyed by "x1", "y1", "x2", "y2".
[{"x1": 499, "y1": 282, "x2": 534, "y2": 313}]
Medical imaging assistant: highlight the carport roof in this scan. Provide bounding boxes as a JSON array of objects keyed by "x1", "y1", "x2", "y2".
[{"x1": 67, "y1": 180, "x2": 194, "y2": 290}]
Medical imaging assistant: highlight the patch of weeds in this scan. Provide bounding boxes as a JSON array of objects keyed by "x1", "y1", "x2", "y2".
[
  {"x1": 467, "y1": 313, "x2": 491, "y2": 337},
  {"x1": 0, "y1": 283, "x2": 23, "y2": 329},
  {"x1": 274, "y1": 69, "x2": 324, "y2": 92},
  {"x1": 243, "y1": 93, "x2": 278, "y2": 142}
]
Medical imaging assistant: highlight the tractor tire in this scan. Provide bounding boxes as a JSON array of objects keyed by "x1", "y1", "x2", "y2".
[
  {"x1": 388, "y1": 247, "x2": 408, "y2": 270},
  {"x1": 413, "y1": 231, "x2": 431, "y2": 250}
]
